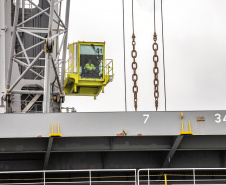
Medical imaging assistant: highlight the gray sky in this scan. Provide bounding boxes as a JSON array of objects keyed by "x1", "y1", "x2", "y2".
[{"x1": 62, "y1": 0, "x2": 226, "y2": 112}]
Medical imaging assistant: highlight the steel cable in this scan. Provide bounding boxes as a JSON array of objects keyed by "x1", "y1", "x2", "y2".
[
  {"x1": 122, "y1": 0, "x2": 127, "y2": 112},
  {"x1": 154, "y1": 0, "x2": 156, "y2": 33},
  {"x1": 132, "y1": 0, "x2": 135, "y2": 34},
  {"x1": 161, "y1": 0, "x2": 167, "y2": 111}
]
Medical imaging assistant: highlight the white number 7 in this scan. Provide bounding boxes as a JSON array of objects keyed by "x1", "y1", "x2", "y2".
[{"x1": 143, "y1": 114, "x2": 149, "y2": 124}]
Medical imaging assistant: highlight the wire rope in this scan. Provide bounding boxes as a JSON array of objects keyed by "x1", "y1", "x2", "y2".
[
  {"x1": 161, "y1": 0, "x2": 167, "y2": 111},
  {"x1": 132, "y1": 0, "x2": 135, "y2": 34},
  {"x1": 122, "y1": 0, "x2": 127, "y2": 112},
  {"x1": 154, "y1": 0, "x2": 156, "y2": 33}
]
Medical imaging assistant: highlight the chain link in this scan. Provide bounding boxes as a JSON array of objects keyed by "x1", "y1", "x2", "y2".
[
  {"x1": 153, "y1": 32, "x2": 159, "y2": 111},
  {"x1": 131, "y1": 34, "x2": 138, "y2": 111}
]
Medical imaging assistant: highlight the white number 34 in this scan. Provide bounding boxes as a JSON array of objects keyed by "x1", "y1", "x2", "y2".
[{"x1": 215, "y1": 114, "x2": 226, "y2": 123}]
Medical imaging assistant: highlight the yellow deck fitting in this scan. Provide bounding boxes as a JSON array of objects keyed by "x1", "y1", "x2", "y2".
[
  {"x1": 181, "y1": 112, "x2": 183, "y2": 119},
  {"x1": 164, "y1": 174, "x2": 167, "y2": 185},
  {"x1": 49, "y1": 123, "x2": 62, "y2": 137},
  {"x1": 179, "y1": 121, "x2": 193, "y2": 135}
]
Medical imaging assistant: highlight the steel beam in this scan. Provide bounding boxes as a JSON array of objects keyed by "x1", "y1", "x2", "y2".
[
  {"x1": 22, "y1": 94, "x2": 41, "y2": 113},
  {"x1": 22, "y1": 0, "x2": 25, "y2": 27},
  {"x1": 13, "y1": 58, "x2": 44, "y2": 79},
  {"x1": 17, "y1": 7, "x2": 50, "y2": 27},
  {"x1": 9, "y1": 50, "x2": 44, "y2": 92},
  {"x1": 43, "y1": 0, "x2": 55, "y2": 113},
  {"x1": 14, "y1": 41, "x2": 45, "y2": 57},
  {"x1": 54, "y1": 33, "x2": 66, "y2": 68},
  {"x1": 6, "y1": 0, "x2": 20, "y2": 89},
  {"x1": 60, "y1": 0, "x2": 71, "y2": 89},
  {"x1": 51, "y1": 30, "x2": 66, "y2": 39},
  {"x1": 43, "y1": 137, "x2": 54, "y2": 170},
  {"x1": 17, "y1": 28, "x2": 46, "y2": 40},
  {"x1": 12, "y1": 90, "x2": 44, "y2": 95},
  {"x1": 158, "y1": 136, "x2": 183, "y2": 181},
  {"x1": 51, "y1": 58, "x2": 62, "y2": 94},
  {"x1": 15, "y1": 31, "x2": 31, "y2": 64},
  {"x1": 17, "y1": 27, "x2": 64, "y2": 33},
  {"x1": 43, "y1": 54, "x2": 51, "y2": 113},
  {"x1": 161, "y1": 136, "x2": 184, "y2": 168},
  {"x1": 16, "y1": 57, "x2": 45, "y2": 60},
  {"x1": 0, "y1": 111, "x2": 224, "y2": 138},
  {"x1": 4, "y1": 0, "x2": 67, "y2": 113},
  {"x1": 27, "y1": 0, "x2": 64, "y2": 27},
  {"x1": 54, "y1": 9, "x2": 66, "y2": 28},
  {"x1": 0, "y1": 135, "x2": 225, "y2": 154}
]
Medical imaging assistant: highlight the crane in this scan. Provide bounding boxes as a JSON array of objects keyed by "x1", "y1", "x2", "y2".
[{"x1": 0, "y1": 0, "x2": 226, "y2": 181}]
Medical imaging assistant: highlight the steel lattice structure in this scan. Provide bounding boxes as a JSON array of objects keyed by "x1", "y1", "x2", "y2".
[{"x1": 2, "y1": 0, "x2": 70, "y2": 113}]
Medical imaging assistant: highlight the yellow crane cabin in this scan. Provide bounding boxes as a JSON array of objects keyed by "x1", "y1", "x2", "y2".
[{"x1": 64, "y1": 41, "x2": 113, "y2": 99}]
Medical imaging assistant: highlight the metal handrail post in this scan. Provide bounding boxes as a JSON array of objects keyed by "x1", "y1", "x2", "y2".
[
  {"x1": 137, "y1": 169, "x2": 140, "y2": 185},
  {"x1": 148, "y1": 169, "x2": 150, "y2": 185},
  {"x1": 193, "y1": 169, "x2": 196, "y2": 185},
  {"x1": 135, "y1": 169, "x2": 137, "y2": 185},
  {"x1": 89, "y1": 170, "x2": 92, "y2": 185},
  {"x1": 44, "y1": 171, "x2": 45, "y2": 185}
]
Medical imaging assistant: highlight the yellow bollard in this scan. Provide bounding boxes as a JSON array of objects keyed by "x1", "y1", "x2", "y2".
[
  {"x1": 179, "y1": 121, "x2": 193, "y2": 135},
  {"x1": 49, "y1": 123, "x2": 62, "y2": 137}
]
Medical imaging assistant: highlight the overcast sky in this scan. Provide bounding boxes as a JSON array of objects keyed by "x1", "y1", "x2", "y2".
[{"x1": 62, "y1": 0, "x2": 226, "y2": 112}]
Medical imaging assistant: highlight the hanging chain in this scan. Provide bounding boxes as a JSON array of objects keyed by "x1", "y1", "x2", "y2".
[
  {"x1": 132, "y1": 34, "x2": 138, "y2": 111},
  {"x1": 153, "y1": 0, "x2": 159, "y2": 111},
  {"x1": 131, "y1": 0, "x2": 138, "y2": 111}
]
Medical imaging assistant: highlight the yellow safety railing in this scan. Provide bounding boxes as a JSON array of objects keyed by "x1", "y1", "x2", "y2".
[
  {"x1": 105, "y1": 59, "x2": 114, "y2": 78},
  {"x1": 58, "y1": 58, "x2": 78, "y2": 78},
  {"x1": 65, "y1": 58, "x2": 78, "y2": 75},
  {"x1": 60, "y1": 59, "x2": 113, "y2": 80}
]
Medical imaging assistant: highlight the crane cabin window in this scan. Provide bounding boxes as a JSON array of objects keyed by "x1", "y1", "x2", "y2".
[{"x1": 79, "y1": 45, "x2": 104, "y2": 79}]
